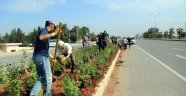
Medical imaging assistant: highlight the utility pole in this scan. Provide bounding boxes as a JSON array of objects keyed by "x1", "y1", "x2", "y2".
[
  {"x1": 185, "y1": 22, "x2": 186, "y2": 32},
  {"x1": 0, "y1": 34, "x2": 1, "y2": 43},
  {"x1": 68, "y1": 31, "x2": 70, "y2": 43},
  {"x1": 76, "y1": 26, "x2": 78, "y2": 43},
  {"x1": 150, "y1": 13, "x2": 160, "y2": 28},
  {"x1": 0, "y1": 34, "x2": 3, "y2": 43}
]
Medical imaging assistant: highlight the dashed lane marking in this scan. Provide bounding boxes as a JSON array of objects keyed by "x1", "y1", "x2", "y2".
[
  {"x1": 175, "y1": 55, "x2": 186, "y2": 60},
  {"x1": 173, "y1": 48, "x2": 186, "y2": 52},
  {"x1": 135, "y1": 45, "x2": 186, "y2": 82}
]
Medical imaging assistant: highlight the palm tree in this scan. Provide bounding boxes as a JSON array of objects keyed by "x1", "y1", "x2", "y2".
[
  {"x1": 164, "y1": 31, "x2": 168, "y2": 39},
  {"x1": 176, "y1": 28, "x2": 183, "y2": 39},
  {"x1": 169, "y1": 28, "x2": 174, "y2": 39}
]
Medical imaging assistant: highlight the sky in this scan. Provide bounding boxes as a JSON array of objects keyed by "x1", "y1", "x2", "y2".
[{"x1": 0, "y1": 0, "x2": 186, "y2": 37}]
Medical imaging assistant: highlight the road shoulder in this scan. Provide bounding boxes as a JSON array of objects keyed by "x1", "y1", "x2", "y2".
[
  {"x1": 113, "y1": 45, "x2": 186, "y2": 96},
  {"x1": 103, "y1": 51, "x2": 127, "y2": 96}
]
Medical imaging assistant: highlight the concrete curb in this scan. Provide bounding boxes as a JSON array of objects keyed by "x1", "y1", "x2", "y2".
[{"x1": 93, "y1": 49, "x2": 121, "y2": 96}]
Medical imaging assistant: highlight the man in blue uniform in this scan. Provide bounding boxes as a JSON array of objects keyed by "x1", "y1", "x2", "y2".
[{"x1": 30, "y1": 20, "x2": 60, "y2": 96}]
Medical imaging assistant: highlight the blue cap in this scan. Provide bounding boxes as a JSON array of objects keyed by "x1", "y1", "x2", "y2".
[{"x1": 46, "y1": 20, "x2": 56, "y2": 29}]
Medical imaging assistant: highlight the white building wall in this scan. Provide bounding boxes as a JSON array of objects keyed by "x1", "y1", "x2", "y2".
[{"x1": 0, "y1": 43, "x2": 33, "y2": 53}]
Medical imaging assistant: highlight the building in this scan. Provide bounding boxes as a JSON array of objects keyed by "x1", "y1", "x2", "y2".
[{"x1": 0, "y1": 43, "x2": 32, "y2": 53}]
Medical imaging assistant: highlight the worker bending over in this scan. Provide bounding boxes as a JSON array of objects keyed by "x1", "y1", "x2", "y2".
[{"x1": 50, "y1": 40, "x2": 76, "y2": 73}]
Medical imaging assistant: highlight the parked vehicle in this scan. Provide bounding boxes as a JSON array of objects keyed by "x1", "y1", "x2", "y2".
[{"x1": 127, "y1": 36, "x2": 136, "y2": 44}]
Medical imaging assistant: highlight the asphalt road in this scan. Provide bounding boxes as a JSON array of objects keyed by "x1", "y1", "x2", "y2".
[
  {"x1": 0, "y1": 42, "x2": 96, "y2": 66},
  {"x1": 136, "y1": 40, "x2": 186, "y2": 78},
  {"x1": 113, "y1": 39, "x2": 186, "y2": 96}
]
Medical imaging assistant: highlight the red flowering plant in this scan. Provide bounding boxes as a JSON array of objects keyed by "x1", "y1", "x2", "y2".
[
  {"x1": 81, "y1": 88, "x2": 88, "y2": 96},
  {"x1": 97, "y1": 65, "x2": 102, "y2": 70}
]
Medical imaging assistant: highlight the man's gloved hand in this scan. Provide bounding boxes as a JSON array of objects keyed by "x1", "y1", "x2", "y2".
[
  {"x1": 60, "y1": 58, "x2": 66, "y2": 63},
  {"x1": 54, "y1": 25, "x2": 62, "y2": 35},
  {"x1": 51, "y1": 58, "x2": 57, "y2": 63}
]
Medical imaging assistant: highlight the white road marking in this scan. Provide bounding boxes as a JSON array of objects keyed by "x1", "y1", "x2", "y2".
[
  {"x1": 173, "y1": 48, "x2": 186, "y2": 52},
  {"x1": 175, "y1": 55, "x2": 186, "y2": 60},
  {"x1": 135, "y1": 45, "x2": 186, "y2": 82}
]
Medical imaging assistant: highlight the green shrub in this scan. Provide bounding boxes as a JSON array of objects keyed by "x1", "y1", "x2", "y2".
[
  {"x1": 0, "y1": 65, "x2": 5, "y2": 84},
  {"x1": 63, "y1": 77, "x2": 80, "y2": 96},
  {"x1": 4, "y1": 66, "x2": 21, "y2": 96},
  {"x1": 21, "y1": 60, "x2": 36, "y2": 91}
]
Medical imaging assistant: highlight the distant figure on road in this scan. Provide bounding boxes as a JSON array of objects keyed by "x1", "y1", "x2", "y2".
[
  {"x1": 102, "y1": 31, "x2": 107, "y2": 49},
  {"x1": 111, "y1": 36, "x2": 117, "y2": 45},
  {"x1": 98, "y1": 32, "x2": 104, "y2": 51},
  {"x1": 127, "y1": 37, "x2": 131, "y2": 49},
  {"x1": 82, "y1": 34, "x2": 90, "y2": 47},
  {"x1": 122, "y1": 37, "x2": 128, "y2": 50},
  {"x1": 96, "y1": 36, "x2": 99, "y2": 46}
]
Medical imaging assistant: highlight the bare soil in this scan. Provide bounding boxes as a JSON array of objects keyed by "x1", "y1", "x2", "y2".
[{"x1": 51, "y1": 76, "x2": 65, "y2": 95}]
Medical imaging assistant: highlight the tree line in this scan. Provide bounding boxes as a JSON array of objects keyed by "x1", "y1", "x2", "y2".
[
  {"x1": 0, "y1": 27, "x2": 39, "y2": 46},
  {"x1": 0, "y1": 24, "x2": 97, "y2": 46},
  {"x1": 143, "y1": 27, "x2": 186, "y2": 39}
]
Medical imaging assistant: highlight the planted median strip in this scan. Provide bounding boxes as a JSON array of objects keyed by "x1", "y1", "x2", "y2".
[{"x1": 0, "y1": 43, "x2": 120, "y2": 96}]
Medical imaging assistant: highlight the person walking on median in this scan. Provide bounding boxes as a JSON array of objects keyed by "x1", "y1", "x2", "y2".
[
  {"x1": 30, "y1": 20, "x2": 61, "y2": 96},
  {"x1": 122, "y1": 37, "x2": 128, "y2": 50},
  {"x1": 82, "y1": 33, "x2": 90, "y2": 47},
  {"x1": 98, "y1": 32, "x2": 104, "y2": 51},
  {"x1": 127, "y1": 37, "x2": 131, "y2": 49}
]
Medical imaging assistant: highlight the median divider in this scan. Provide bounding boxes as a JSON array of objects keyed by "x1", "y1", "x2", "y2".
[{"x1": 93, "y1": 49, "x2": 121, "y2": 96}]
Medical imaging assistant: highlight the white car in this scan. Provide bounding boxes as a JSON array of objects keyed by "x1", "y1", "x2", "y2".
[{"x1": 131, "y1": 39, "x2": 136, "y2": 44}]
